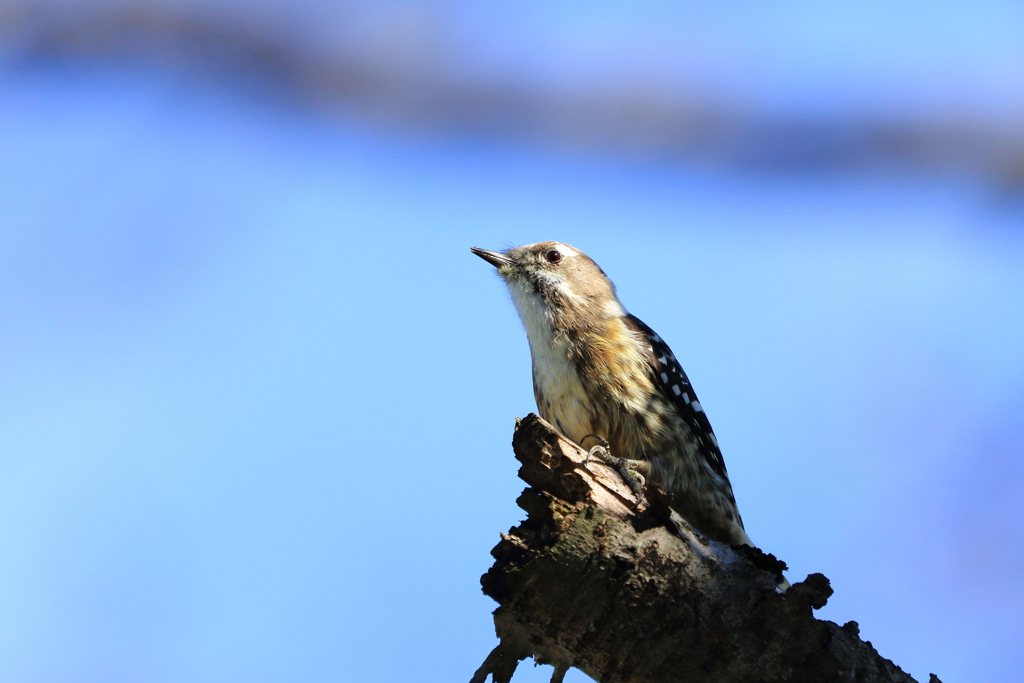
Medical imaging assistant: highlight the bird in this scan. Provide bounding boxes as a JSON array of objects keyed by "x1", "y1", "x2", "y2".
[{"x1": 472, "y1": 241, "x2": 757, "y2": 550}]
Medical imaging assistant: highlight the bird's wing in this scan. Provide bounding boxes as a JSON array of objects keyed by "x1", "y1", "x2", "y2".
[{"x1": 623, "y1": 314, "x2": 729, "y2": 478}]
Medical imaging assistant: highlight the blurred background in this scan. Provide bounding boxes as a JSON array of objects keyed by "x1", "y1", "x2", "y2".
[{"x1": 1, "y1": 1, "x2": 1022, "y2": 681}]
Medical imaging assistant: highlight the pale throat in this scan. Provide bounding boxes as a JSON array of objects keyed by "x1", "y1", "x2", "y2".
[
  {"x1": 506, "y1": 276, "x2": 641, "y2": 445},
  {"x1": 506, "y1": 277, "x2": 596, "y2": 442}
]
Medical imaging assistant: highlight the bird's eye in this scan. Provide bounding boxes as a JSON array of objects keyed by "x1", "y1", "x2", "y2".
[{"x1": 545, "y1": 249, "x2": 562, "y2": 264}]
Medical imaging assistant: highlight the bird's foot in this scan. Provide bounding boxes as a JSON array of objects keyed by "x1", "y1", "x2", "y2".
[{"x1": 583, "y1": 436, "x2": 646, "y2": 505}]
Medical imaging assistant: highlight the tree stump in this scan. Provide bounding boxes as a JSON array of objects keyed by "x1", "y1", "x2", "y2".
[{"x1": 473, "y1": 414, "x2": 932, "y2": 683}]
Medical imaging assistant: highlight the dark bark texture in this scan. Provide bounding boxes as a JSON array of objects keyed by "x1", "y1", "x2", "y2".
[{"x1": 473, "y1": 414, "x2": 935, "y2": 683}]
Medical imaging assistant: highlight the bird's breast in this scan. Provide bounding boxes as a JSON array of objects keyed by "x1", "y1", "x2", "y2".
[{"x1": 530, "y1": 332, "x2": 595, "y2": 444}]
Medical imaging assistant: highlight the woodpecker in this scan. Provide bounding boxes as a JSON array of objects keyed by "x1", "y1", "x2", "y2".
[{"x1": 472, "y1": 241, "x2": 755, "y2": 549}]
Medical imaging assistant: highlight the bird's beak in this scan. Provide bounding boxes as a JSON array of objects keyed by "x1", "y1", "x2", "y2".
[{"x1": 471, "y1": 247, "x2": 514, "y2": 268}]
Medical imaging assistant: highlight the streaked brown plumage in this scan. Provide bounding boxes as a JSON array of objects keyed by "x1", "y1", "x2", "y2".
[{"x1": 472, "y1": 241, "x2": 752, "y2": 548}]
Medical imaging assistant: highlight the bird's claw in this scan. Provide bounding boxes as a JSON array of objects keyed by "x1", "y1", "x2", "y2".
[{"x1": 585, "y1": 442, "x2": 646, "y2": 505}]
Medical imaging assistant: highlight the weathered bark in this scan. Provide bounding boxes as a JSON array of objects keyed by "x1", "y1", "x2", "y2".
[{"x1": 473, "y1": 414, "x2": 934, "y2": 683}]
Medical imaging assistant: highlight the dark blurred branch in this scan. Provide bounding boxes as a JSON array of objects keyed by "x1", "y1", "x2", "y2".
[
  {"x1": 2, "y1": 0, "x2": 1023, "y2": 194},
  {"x1": 474, "y1": 414, "x2": 936, "y2": 683}
]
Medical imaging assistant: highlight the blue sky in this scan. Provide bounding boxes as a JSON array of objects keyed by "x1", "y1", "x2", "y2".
[
  {"x1": 441, "y1": 0, "x2": 1024, "y2": 118},
  {"x1": 1, "y1": 27, "x2": 1023, "y2": 683}
]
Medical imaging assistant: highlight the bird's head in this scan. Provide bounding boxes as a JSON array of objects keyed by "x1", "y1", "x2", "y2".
[{"x1": 471, "y1": 242, "x2": 622, "y2": 323}]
